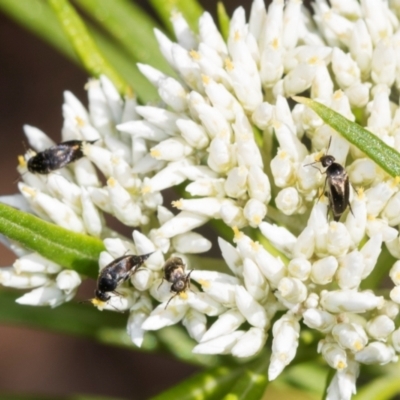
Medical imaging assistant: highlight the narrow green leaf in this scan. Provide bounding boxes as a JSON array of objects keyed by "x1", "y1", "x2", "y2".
[
  {"x1": 353, "y1": 375, "x2": 400, "y2": 400},
  {"x1": 0, "y1": 203, "x2": 104, "y2": 278},
  {"x1": 222, "y1": 357, "x2": 269, "y2": 400},
  {"x1": 149, "y1": 0, "x2": 203, "y2": 35},
  {"x1": 217, "y1": 2, "x2": 230, "y2": 41},
  {"x1": 150, "y1": 364, "x2": 244, "y2": 400},
  {"x1": 74, "y1": 0, "x2": 174, "y2": 76},
  {"x1": 48, "y1": 0, "x2": 129, "y2": 94},
  {"x1": 0, "y1": 0, "x2": 77, "y2": 61},
  {"x1": 293, "y1": 97, "x2": 400, "y2": 178}
]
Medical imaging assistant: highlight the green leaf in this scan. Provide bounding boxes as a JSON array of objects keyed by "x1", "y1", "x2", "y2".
[
  {"x1": 150, "y1": 364, "x2": 244, "y2": 400},
  {"x1": 0, "y1": 203, "x2": 104, "y2": 278},
  {"x1": 74, "y1": 0, "x2": 174, "y2": 76},
  {"x1": 222, "y1": 357, "x2": 269, "y2": 400},
  {"x1": 0, "y1": 0, "x2": 77, "y2": 61},
  {"x1": 48, "y1": 0, "x2": 129, "y2": 95},
  {"x1": 293, "y1": 97, "x2": 400, "y2": 178},
  {"x1": 149, "y1": 0, "x2": 203, "y2": 35},
  {"x1": 353, "y1": 376, "x2": 400, "y2": 400},
  {"x1": 217, "y1": 2, "x2": 230, "y2": 41},
  {"x1": 0, "y1": 393, "x2": 126, "y2": 400}
]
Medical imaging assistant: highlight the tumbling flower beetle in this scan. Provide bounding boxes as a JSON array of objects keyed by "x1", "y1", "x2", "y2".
[
  {"x1": 306, "y1": 137, "x2": 352, "y2": 221},
  {"x1": 91, "y1": 252, "x2": 153, "y2": 308},
  {"x1": 160, "y1": 257, "x2": 193, "y2": 309},
  {"x1": 27, "y1": 140, "x2": 97, "y2": 174}
]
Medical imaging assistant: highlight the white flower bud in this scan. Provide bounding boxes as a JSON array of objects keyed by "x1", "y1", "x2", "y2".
[
  {"x1": 16, "y1": 284, "x2": 69, "y2": 308},
  {"x1": 196, "y1": 103, "x2": 232, "y2": 140},
  {"x1": 243, "y1": 198, "x2": 267, "y2": 227},
  {"x1": 326, "y1": 359, "x2": 359, "y2": 400},
  {"x1": 251, "y1": 102, "x2": 273, "y2": 130},
  {"x1": 0, "y1": 267, "x2": 49, "y2": 289},
  {"x1": 392, "y1": 328, "x2": 400, "y2": 353},
  {"x1": 366, "y1": 218, "x2": 398, "y2": 242},
  {"x1": 13, "y1": 253, "x2": 61, "y2": 274},
  {"x1": 350, "y1": 19, "x2": 372, "y2": 76},
  {"x1": 273, "y1": 120, "x2": 307, "y2": 161},
  {"x1": 277, "y1": 277, "x2": 307, "y2": 307},
  {"x1": 83, "y1": 143, "x2": 113, "y2": 177},
  {"x1": 259, "y1": 221, "x2": 296, "y2": 257},
  {"x1": 150, "y1": 137, "x2": 193, "y2": 162},
  {"x1": 332, "y1": 322, "x2": 368, "y2": 352},
  {"x1": 312, "y1": 64, "x2": 334, "y2": 102},
  {"x1": 142, "y1": 300, "x2": 189, "y2": 330},
  {"x1": 276, "y1": 187, "x2": 304, "y2": 215},
  {"x1": 326, "y1": 222, "x2": 351, "y2": 257},
  {"x1": 320, "y1": 341, "x2": 348, "y2": 370},
  {"x1": 331, "y1": 47, "x2": 360, "y2": 89},
  {"x1": 355, "y1": 342, "x2": 397, "y2": 365},
  {"x1": 231, "y1": 327, "x2": 267, "y2": 358},
  {"x1": 345, "y1": 195, "x2": 367, "y2": 247},
  {"x1": 201, "y1": 309, "x2": 245, "y2": 343},
  {"x1": 172, "y1": 231, "x2": 211, "y2": 254},
  {"x1": 224, "y1": 166, "x2": 248, "y2": 198},
  {"x1": 235, "y1": 285, "x2": 269, "y2": 329},
  {"x1": 47, "y1": 174, "x2": 82, "y2": 214},
  {"x1": 186, "y1": 178, "x2": 225, "y2": 197},
  {"x1": 292, "y1": 226, "x2": 315, "y2": 259},
  {"x1": 24, "y1": 125, "x2": 55, "y2": 151},
  {"x1": 81, "y1": 188, "x2": 103, "y2": 237},
  {"x1": 344, "y1": 82, "x2": 370, "y2": 108},
  {"x1": 107, "y1": 178, "x2": 142, "y2": 226},
  {"x1": 260, "y1": 45, "x2": 284, "y2": 88},
  {"x1": 371, "y1": 39, "x2": 396, "y2": 86},
  {"x1": 198, "y1": 12, "x2": 227, "y2": 55},
  {"x1": 73, "y1": 158, "x2": 100, "y2": 187},
  {"x1": 247, "y1": 165, "x2": 271, "y2": 203},
  {"x1": 271, "y1": 151, "x2": 296, "y2": 188},
  {"x1": 137, "y1": 105, "x2": 180, "y2": 136},
  {"x1": 131, "y1": 269, "x2": 154, "y2": 291},
  {"x1": 269, "y1": 313, "x2": 300, "y2": 380},
  {"x1": 390, "y1": 286, "x2": 400, "y2": 304},
  {"x1": 288, "y1": 258, "x2": 311, "y2": 281},
  {"x1": 127, "y1": 296, "x2": 152, "y2": 347},
  {"x1": 187, "y1": 291, "x2": 226, "y2": 316},
  {"x1": 366, "y1": 181, "x2": 397, "y2": 216},
  {"x1": 218, "y1": 237, "x2": 243, "y2": 276},
  {"x1": 243, "y1": 257, "x2": 268, "y2": 299},
  {"x1": 207, "y1": 138, "x2": 235, "y2": 173},
  {"x1": 337, "y1": 251, "x2": 365, "y2": 290},
  {"x1": 283, "y1": 63, "x2": 316, "y2": 96},
  {"x1": 378, "y1": 300, "x2": 399, "y2": 320},
  {"x1": 347, "y1": 159, "x2": 376, "y2": 186},
  {"x1": 56, "y1": 270, "x2": 81, "y2": 294},
  {"x1": 252, "y1": 245, "x2": 286, "y2": 288},
  {"x1": 193, "y1": 331, "x2": 244, "y2": 355},
  {"x1": 303, "y1": 308, "x2": 336, "y2": 333},
  {"x1": 304, "y1": 293, "x2": 319, "y2": 310},
  {"x1": 117, "y1": 120, "x2": 168, "y2": 142},
  {"x1": 366, "y1": 315, "x2": 395, "y2": 341},
  {"x1": 321, "y1": 290, "x2": 384, "y2": 313},
  {"x1": 157, "y1": 211, "x2": 209, "y2": 238},
  {"x1": 220, "y1": 203, "x2": 247, "y2": 228},
  {"x1": 311, "y1": 256, "x2": 338, "y2": 285},
  {"x1": 182, "y1": 309, "x2": 207, "y2": 342},
  {"x1": 390, "y1": 261, "x2": 400, "y2": 286},
  {"x1": 360, "y1": 234, "x2": 382, "y2": 278},
  {"x1": 176, "y1": 119, "x2": 209, "y2": 149},
  {"x1": 382, "y1": 191, "x2": 400, "y2": 226}
]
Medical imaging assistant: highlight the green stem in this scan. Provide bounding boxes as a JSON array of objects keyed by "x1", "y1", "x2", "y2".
[{"x1": 48, "y1": 0, "x2": 129, "y2": 94}]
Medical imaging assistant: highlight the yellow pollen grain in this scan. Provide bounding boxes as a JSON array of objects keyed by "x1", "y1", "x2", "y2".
[
  {"x1": 225, "y1": 58, "x2": 234, "y2": 71},
  {"x1": 252, "y1": 215, "x2": 261, "y2": 225},
  {"x1": 314, "y1": 150, "x2": 324, "y2": 162},
  {"x1": 150, "y1": 148, "x2": 161, "y2": 159},
  {"x1": 278, "y1": 150, "x2": 287, "y2": 159},
  {"x1": 107, "y1": 177, "x2": 116, "y2": 188},
  {"x1": 125, "y1": 86, "x2": 134, "y2": 99},
  {"x1": 395, "y1": 272, "x2": 400, "y2": 281},
  {"x1": 337, "y1": 360, "x2": 347, "y2": 370},
  {"x1": 198, "y1": 279, "x2": 210, "y2": 288},
  {"x1": 272, "y1": 120, "x2": 282, "y2": 130},
  {"x1": 91, "y1": 298, "x2": 106, "y2": 310},
  {"x1": 234, "y1": 30, "x2": 241, "y2": 41},
  {"x1": 190, "y1": 50, "x2": 201, "y2": 60},
  {"x1": 172, "y1": 200, "x2": 183, "y2": 209},
  {"x1": 390, "y1": 176, "x2": 400, "y2": 188},
  {"x1": 367, "y1": 214, "x2": 375, "y2": 221},
  {"x1": 271, "y1": 37, "x2": 279, "y2": 50},
  {"x1": 233, "y1": 226, "x2": 243, "y2": 241},
  {"x1": 308, "y1": 56, "x2": 319, "y2": 65},
  {"x1": 353, "y1": 341, "x2": 363, "y2": 351},
  {"x1": 179, "y1": 292, "x2": 188, "y2": 300},
  {"x1": 22, "y1": 186, "x2": 36, "y2": 197},
  {"x1": 18, "y1": 155, "x2": 26, "y2": 167},
  {"x1": 75, "y1": 116, "x2": 85, "y2": 127},
  {"x1": 357, "y1": 187, "x2": 365, "y2": 200},
  {"x1": 250, "y1": 241, "x2": 260, "y2": 251},
  {"x1": 202, "y1": 75, "x2": 210, "y2": 85},
  {"x1": 141, "y1": 185, "x2": 151, "y2": 194},
  {"x1": 333, "y1": 90, "x2": 343, "y2": 100}
]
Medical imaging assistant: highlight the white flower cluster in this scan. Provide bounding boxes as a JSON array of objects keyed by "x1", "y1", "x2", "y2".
[{"x1": 2, "y1": 0, "x2": 400, "y2": 399}]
